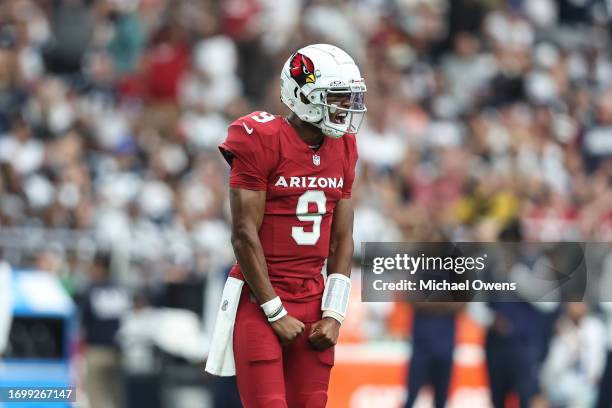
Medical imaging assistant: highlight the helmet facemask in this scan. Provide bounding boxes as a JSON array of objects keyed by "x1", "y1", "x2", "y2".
[{"x1": 318, "y1": 85, "x2": 367, "y2": 138}]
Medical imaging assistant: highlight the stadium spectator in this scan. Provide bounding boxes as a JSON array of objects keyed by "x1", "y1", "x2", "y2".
[
  {"x1": 0, "y1": 115, "x2": 43, "y2": 176},
  {"x1": 597, "y1": 300, "x2": 612, "y2": 408},
  {"x1": 596, "y1": 252, "x2": 612, "y2": 408},
  {"x1": 78, "y1": 252, "x2": 130, "y2": 408},
  {"x1": 42, "y1": 0, "x2": 94, "y2": 76},
  {"x1": 541, "y1": 302, "x2": 606, "y2": 407},
  {"x1": 104, "y1": 0, "x2": 146, "y2": 75}
]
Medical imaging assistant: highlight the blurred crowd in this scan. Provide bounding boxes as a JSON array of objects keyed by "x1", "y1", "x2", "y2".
[{"x1": 2, "y1": 0, "x2": 612, "y2": 407}]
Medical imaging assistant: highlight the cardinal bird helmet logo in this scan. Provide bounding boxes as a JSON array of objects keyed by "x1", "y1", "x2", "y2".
[{"x1": 289, "y1": 52, "x2": 316, "y2": 87}]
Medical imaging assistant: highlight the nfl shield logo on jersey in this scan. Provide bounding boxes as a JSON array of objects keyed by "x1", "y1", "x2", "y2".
[{"x1": 313, "y1": 154, "x2": 321, "y2": 166}]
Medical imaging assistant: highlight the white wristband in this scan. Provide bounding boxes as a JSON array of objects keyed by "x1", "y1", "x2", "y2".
[
  {"x1": 321, "y1": 273, "x2": 351, "y2": 325},
  {"x1": 260, "y1": 296, "x2": 287, "y2": 323},
  {"x1": 322, "y1": 310, "x2": 344, "y2": 324},
  {"x1": 267, "y1": 307, "x2": 288, "y2": 323}
]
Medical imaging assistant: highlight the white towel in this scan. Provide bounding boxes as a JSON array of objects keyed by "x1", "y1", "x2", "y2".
[{"x1": 205, "y1": 276, "x2": 244, "y2": 376}]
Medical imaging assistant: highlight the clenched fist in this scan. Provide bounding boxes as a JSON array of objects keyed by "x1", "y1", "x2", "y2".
[
  {"x1": 308, "y1": 317, "x2": 340, "y2": 351},
  {"x1": 270, "y1": 314, "x2": 305, "y2": 345}
]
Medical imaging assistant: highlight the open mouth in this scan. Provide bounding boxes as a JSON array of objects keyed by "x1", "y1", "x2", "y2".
[{"x1": 332, "y1": 112, "x2": 348, "y2": 124}]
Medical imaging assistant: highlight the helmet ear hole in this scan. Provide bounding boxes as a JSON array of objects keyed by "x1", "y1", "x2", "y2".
[{"x1": 299, "y1": 92, "x2": 310, "y2": 105}]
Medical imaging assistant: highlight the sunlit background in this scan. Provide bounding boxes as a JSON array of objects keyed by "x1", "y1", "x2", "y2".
[{"x1": 1, "y1": 0, "x2": 612, "y2": 407}]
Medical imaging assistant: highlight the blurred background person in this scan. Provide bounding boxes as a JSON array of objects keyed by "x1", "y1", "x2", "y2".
[
  {"x1": 78, "y1": 252, "x2": 130, "y2": 408},
  {"x1": 117, "y1": 291, "x2": 161, "y2": 408},
  {"x1": 42, "y1": 0, "x2": 94, "y2": 78},
  {"x1": 474, "y1": 222, "x2": 561, "y2": 408},
  {"x1": 405, "y1": 302, "x2": 463, "y2": 408},
  {"x1": 597, "y1": 300, "x2": 612, "y2": 408},
  {"x1": 596, "y1": 252, "x2": 612, "y2": 408},
  {"x1": 484, "y1": 302, "x2": 550, "y2": 407},
  {"x1": 541, "y1": 302, "x2": 606, "y2": 408}
]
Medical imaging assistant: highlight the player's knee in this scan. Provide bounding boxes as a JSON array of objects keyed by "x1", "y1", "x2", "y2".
[{"x1": 303, "y1": 391, "x2": 328, "y2": 408}]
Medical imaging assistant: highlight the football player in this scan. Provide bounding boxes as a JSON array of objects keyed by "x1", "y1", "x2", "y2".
[{"x1": 214, "y1": 44, "x2": 366, "y2": 407}]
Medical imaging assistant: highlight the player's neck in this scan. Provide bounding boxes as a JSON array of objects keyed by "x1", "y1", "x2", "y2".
[{"x1": 286, "y1": 113, "x2": 325, "y2": 146}]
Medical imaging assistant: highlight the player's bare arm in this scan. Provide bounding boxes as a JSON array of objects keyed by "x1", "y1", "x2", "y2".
[
  {"x1": 326, "y1": 198, "x2": 355, "y2": 280},
  {"x1": 309, "y1": 198, "x2": 354, "y2": 351},
  {"x1": 229, "y1": 188, "x2": 305, "y2": 345}
]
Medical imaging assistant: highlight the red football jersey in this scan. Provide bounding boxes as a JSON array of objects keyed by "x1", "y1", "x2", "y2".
[{"x1": 219, "y1": 111, "x2": 358, "y2": 301}]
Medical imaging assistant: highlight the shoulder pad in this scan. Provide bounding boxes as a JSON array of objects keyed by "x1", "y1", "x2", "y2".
[
  {"x1": 231, "y1": 111, "x2": 281, "y2": 138},
  {"x1": 220, "y1": 111, "x2": 281, "y2": 166}
]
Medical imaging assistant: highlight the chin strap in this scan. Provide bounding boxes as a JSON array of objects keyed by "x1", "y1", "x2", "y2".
[{"x1": 321, "y1": 273, "x2": 351, "y2": 324}]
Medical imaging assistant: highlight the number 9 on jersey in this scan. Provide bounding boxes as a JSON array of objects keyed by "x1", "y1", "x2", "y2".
[{"x1": 291, "y1": 190, "x2": 327, "y2": 245}]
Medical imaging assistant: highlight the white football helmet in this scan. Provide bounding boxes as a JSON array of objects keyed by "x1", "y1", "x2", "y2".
[{"x1": 280, "y1": 44, "x2": 367, "y2": 138}]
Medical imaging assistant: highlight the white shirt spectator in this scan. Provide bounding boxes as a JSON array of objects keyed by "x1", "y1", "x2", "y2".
[
  {"x1": 179, "y1": 111, "x2": 229, "y2": 150},
  {"x1": 0, "y1": 134, "x2": 44, "y2": 175},
  {"x1": 138, "y1": 179, "x2": 174, "y2": 219},
  {"x1": 357, "y1": 122, "x2": 406, "y2": 169},
  {"x1": 181, "y1": 36, "x2": 241, "y2": 111},
  {"x1": 442, "y1": 52, "x2": 496, "y2": 111},
  {"x1": 599, "y1": 252, "x2": 612, "y2": 349},
  {"x1": 517, "y1": 140, "x2": 570, "y2": 194},
  {"x1": 541, "y1": 311, "x2": 606, "y2": 407}
]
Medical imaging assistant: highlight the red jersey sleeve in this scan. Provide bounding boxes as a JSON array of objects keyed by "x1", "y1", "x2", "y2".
[
  {"x1": 218, "y1": 113, "x2": 277, "y2": 191},
  {"x1": 342, "y1": 134, "x2": 359, "y2": 199},
  {"x1": 228, "y1": 154, "x2": 267, "y2": 190}
]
